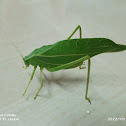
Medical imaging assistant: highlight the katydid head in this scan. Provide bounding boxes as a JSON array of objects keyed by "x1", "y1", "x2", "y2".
[{"x1": 23, "y1": 60, "x2": 29, "y2": 68}]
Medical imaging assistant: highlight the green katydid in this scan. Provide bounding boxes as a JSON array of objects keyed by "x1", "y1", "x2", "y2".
[{"x1": 17, "y1": 25, "x2": 126, "y2": 104}]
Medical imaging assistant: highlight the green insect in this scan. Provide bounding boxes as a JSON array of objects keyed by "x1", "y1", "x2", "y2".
[{"x1": 16, "y1": 25, "x2": 126, "y2": 104}]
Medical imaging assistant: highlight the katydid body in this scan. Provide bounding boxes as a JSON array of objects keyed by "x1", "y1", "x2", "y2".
[{"x1": 22, "y1": 25, "x2": 126, "y2": 104}]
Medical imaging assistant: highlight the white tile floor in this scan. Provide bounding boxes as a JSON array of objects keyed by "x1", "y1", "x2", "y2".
[{"x1": 0, "y1": 0, "x2": 126, "y2": 126}]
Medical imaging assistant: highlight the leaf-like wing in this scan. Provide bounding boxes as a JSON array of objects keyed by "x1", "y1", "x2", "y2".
[
  {"x1": 24, "y1": 38, "x2": 126, "y2": 70},
  {"x1": 40, "y1": 38, "x2": 126, "y2": 64}
]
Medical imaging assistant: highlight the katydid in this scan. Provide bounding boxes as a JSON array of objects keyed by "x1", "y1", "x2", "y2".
[{"x1": 17, "y1": 25, "x2": 126, "y2": 104}]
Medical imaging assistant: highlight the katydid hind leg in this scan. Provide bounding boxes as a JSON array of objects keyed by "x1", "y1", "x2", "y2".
[
  {"x1": 34, "y1": 67, "x2": 43, "y2": 99},
  {"x1": 22, "y1": 66, "x2": 37, "y2": 96},
  {"x1": 47, "y1": 56, "x2": 90, "y2": 72},
  {"x1": 85, "y1": 58, "x2": 91, "y2": 104},
  {"x1": 47, "y1": 55, "x2": 92, "y2": 104},
  {"x1": 67, "y1": 25, "x2": 82, "y2": 40}
]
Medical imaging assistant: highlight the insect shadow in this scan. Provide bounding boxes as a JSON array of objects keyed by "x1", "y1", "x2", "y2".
[{"x1": 36, "y1": 69, "x2": 87, "y2": 98}]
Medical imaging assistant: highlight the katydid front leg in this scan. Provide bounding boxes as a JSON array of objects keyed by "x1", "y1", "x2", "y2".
[
  {"x1": 22, "y1": 66, "x2": 37, "y2": 96},
  {"x1": 34, "y1": 67, "x2": 43, "y2": 99}
]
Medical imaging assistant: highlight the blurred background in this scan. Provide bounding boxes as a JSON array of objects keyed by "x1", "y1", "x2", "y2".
[{"x1": 0, "y1": 0, "x2": 126, "y2": 126}]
